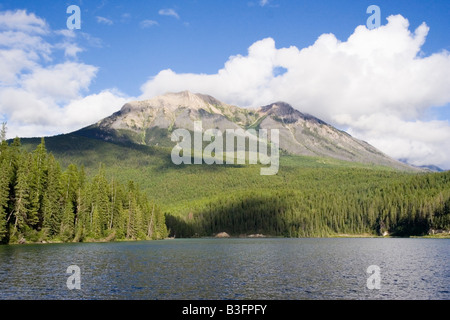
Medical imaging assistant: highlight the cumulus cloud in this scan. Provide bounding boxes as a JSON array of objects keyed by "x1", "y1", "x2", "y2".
[
  {"x1": 0, "y1": 10, "x2": 127, "y2": 138},
  {"x1": 21, "y1": 62, "x2": 97, "y2": 102},
  {"x1": 346, "y1": 116, "x2": 450, "y2": 168},
  {"x1": 140, "y1": 15, "x2": 450, "y2": 168},
  {"x1": 0, "y1": 9, "x2": 48, "y2": 34},
  {"x1": 1, "y1": 88, "x2": 128, "y2": 138},
  {"x1": 2, "y1": 9, "x2": 450, "y2": 169},
  {"x1": 0, "y1": 10, "x2": 52, "y2": 85},
  {"x1": 158, "y1": 9, "x2": 179, "y2": 19}
]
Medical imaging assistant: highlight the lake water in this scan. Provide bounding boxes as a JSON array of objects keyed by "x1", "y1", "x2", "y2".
[{"x1": 0, "y1": 238, "x2": 448, "y2": 300}]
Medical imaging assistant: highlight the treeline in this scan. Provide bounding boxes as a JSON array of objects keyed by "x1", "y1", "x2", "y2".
[
  {"x1": 0, "y1": 136, "x2": 167, "y2": 244},
  {"x1": 166, "y1": 171, "x2": 450, "y2": 238},
  {"x1": 6, "y1": 126, "x2": 450, "y2": 241}
]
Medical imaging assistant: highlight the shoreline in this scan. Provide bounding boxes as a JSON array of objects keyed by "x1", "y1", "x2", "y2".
[{"x1": 3, "y1": 233, "x2": 449, "y2": 245}]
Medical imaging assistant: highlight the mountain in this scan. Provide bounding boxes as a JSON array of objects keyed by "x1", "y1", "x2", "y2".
[
  {"x1": 73, "y1": 91, "x2": 416, "y2": 171},
  {"x1": 13, "y1": 91, "x2": 450, "y2": 239}
]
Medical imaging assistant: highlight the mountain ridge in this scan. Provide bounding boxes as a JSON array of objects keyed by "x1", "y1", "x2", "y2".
[{"x1": 73, "y1": 91, "x2": 417, "y2": 171}]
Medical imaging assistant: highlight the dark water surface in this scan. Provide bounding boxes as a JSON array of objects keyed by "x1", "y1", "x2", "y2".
[{"x1": 0, "y1": 238, "x2": 448, "y2": 300}]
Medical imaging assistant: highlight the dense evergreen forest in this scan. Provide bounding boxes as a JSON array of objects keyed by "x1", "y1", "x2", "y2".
[
  {"x1": 165, "y1": 172, "x2": 450, "y2": 237},
  {"x1": 0, "y1": 131, "x2": 167, "y2": 244},
  {"x1": 4, "y1": 127, "x2": 450, "y2": 243}
]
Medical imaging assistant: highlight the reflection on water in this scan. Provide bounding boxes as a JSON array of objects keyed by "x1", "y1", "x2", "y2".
[{"x1": 0, "y1": 238, "x2": 448, "y2": 300}]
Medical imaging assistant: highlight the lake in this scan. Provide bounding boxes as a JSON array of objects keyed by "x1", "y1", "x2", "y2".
[{"x1": 0, "y1": 238, "x2": 448, "y2": 300}]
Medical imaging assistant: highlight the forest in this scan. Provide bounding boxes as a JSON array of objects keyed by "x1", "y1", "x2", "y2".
[
  {"x1": 0, "y1": 134, "x2": 167, "y2": 244},
  {"x1": 2, "y1": 128, "x2": 450, "y2": 244},
  {"x1": 165, "y1": 172, "x2": 450, "y2": 238}
]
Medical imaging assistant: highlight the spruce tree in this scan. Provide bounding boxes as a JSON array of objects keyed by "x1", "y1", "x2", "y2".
[
  {"x1": 42, "y1": 155, "x2": 63, "y2": 238},
  {"x1": 28, "y1": 138, "x2": 48, "y2": 229},
  {"x1": 0, "y1": 122, "x2": 6, "y2": 143},
  {"x1": 13, "y1": 152, "x2": 30, "y2": 236},
  {"x1": 91, "y1": 167, "x2": 110, "y2": 237},
  {"x1": 61, "y1": 200, "x2": 75, "y2": 241},
  {"x1": 0, "y1": 159, "x2": 9, "y2": 242}
]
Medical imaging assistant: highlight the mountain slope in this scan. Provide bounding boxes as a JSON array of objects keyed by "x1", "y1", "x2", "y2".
[
  {"x1": 13, "y1": 134, "x2": 450, "y2": 239},
  {"x1": 73, "y1": 91, "x2": 416, "y2": 171}
]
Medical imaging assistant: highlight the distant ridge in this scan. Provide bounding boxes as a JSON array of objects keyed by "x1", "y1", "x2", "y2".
[
  {"x1": 398, "y1": 158, "x2": 443, "y2": 172},
  {"x1": 418, "y1": 165, "x2": 444, "y2": 172}
]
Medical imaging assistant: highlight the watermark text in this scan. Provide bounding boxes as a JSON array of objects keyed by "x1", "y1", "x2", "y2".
[{"x1": 171, "y1": 121, "x2": 279, "y2": 175}]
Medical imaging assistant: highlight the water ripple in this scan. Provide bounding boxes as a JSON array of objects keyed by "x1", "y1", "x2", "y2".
[{"x1": 0, "y1": 238, "x2": 448, "y2": 300}]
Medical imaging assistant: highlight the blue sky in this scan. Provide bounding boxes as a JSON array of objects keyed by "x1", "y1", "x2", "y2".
[
  {"x1": 3, "y1": 0, "x2": 448, "y2": 96},
  {"x1": 0, "y1": 0, "x2": 450, "y2": 168}
]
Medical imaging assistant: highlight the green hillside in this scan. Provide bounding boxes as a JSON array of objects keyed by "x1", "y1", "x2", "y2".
[
  {"x1": 16, "y1": 134, "x2": 450, "y2": 239},
  {"x1": 18, "y1": 133, "x2": 398, "y2": 212}
]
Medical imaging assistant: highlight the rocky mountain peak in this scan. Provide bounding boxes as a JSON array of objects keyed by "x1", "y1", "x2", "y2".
[
  {"x1": 79, "y1": 91, "x2": 418, "y2": 171},
  {"x1": 259, "y1": 102, "x2": 296, "y2": 115},
  {"x1": 258, "y1": 102, "x2": 326, "y2": 125},
  {"x1": 119, "y1": 91, "x2": 224, "y2": 115}
]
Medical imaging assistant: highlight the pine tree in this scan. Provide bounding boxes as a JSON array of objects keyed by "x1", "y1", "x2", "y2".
[
  {"x1": 0, "y1": 122, "x2": 6, "y2": 143},
  {"x1": 0, "y1": 159, "x2": 9, "y2": 242},
  {"x1": 28, "y1": 138, "x2": 48, "y2": 229},
  {"x1": 73, "y1": 168, "x2": 88, "y2": 242},
  {"x1": 13, "y1": 152, "x2": 30, "y2": 236},
  {"x1": 61, "y1": 200, "x2": 75, "y2": 241},
  {"x1": 10, "y1": 137, "x2": 21, "y2": 164},
  {"x1": 126, "y1": 193, "x2": 136, "y2": 239},
  {"x1": 90, "y1": 166, "x2": 110, "y2": 238},
  {"x1": 73, "y1": 185, "x2": 89, "y2": 242},
  {"x1": 91, "y1": 205, "x2": 102, "y2": 238},
  {"x1": 147, "y1": 203, "x2": 155, "y2": 239},
  {"x1": 62, "y1": 164, "x2": 80, "y2": 204},
  {"x1": 42, "y1": 155, "x2": 63, "y2": 238},
  {"x1": 0, "y1": 138, "x2": 8, "y2": 160},
  {"x1": 155, "y1": 205, "x2": 168, "y2": 239}
]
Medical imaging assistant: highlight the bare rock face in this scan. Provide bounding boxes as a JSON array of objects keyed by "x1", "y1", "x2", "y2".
[
  {"x1": 74, "y1": 91, "x2": 418, "y2": 171},
  {"x1": 215, "y1": 232, "x2": 230, "y2": 238}
]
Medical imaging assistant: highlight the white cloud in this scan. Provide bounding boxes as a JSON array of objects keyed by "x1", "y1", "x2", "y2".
[
  {"x1": 345, "y1": 114, "x2": 450, "y2": 169},
  {"x1": 0, "y1": 87, "x2": 55, "y2": 125},
  {"x1": 54, "y1": 29, "x2": 76, "y2": 38},
  {"x1": 0, "y1": 9, "x2": 48, "y2": 34},
  {"x1": 140, "y1": 20, "x2": 158, "y2": 28},
  {"x1": 62, "y1": 90, "x2": 129, "y2": 128},
  {"x1": 260, "y1": 0, "x2": 269, "y2": 7},
  {"x1": 2, "y1": 9, "x2": 450, "y2": 169},
  {"x1": 158, "y1": 9, "x2": 179, "y2": 19},
  {"x1": 0, "y1": 49, "x2": 36, "y2": 84},
  {"x1": 22, "y1": 62, "x2": 97, "y2": 102},
  {"x1": 0, "y1": 10, "x2": 128, "y2": 138},
  {"x1": 0, "y1": 30, "x2": 51, "y2": 53},
  {"x1": 140, "y1": 15, "x2": 450, "y2": 168},
  {"x1": 96, "y1": 16, "x2": 113, "y2": 25},
  {"x1": 55, "y1": 41, "x2": 84, "y2": 58},
  {"x1": 0, "y1": 13, "x2": 52, "y2": 85},
  {"x1": 53, "y1": 29, "x2": 84, "y2": 58},
  {"x1": 1, "y1": 87, "x2": 128, "y2": 138}
]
